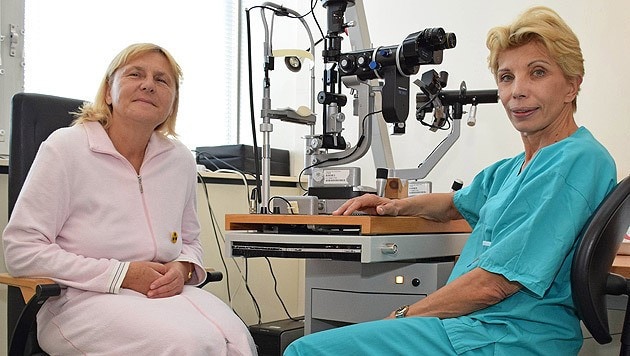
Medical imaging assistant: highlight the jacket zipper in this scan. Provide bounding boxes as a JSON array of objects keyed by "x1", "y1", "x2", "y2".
[{"x1": 136, "y1": 173, "x2": 157, "y2": 258}]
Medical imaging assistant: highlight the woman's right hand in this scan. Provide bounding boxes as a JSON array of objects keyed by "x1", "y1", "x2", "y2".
[
  {"x1": 332, "y1": 194, "x2": 399, "y2": 216},
  {"x1": 121, "y1": 261, "x2": 167, "y2": 296}
]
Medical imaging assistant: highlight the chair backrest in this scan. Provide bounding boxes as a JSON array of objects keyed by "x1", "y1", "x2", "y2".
[
  {"x1": 8, "y1": 93, "x2": 85, "y2": 216},
  {"x1": 571, "y1": 175, "x2": 630, "y2": 344},
  {"x1": 7, "y1": 92, "x2": 85, "y2": 354}
]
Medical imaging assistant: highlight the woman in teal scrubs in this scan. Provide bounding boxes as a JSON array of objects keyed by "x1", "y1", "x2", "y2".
[{"x1": 284, "y1": 6, "x2": 617, "y2": 355}]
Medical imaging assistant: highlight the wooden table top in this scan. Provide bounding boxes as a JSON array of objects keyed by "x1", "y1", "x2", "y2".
[
  {"x1": 612, "y1": 255, "x2": 630, "y2": 278},
  {"x1": 225, "y1": 214, "x2": 472, "y2": 235}
]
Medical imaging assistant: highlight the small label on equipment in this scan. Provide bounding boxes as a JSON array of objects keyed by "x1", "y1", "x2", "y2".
[
  {"x1": 324, "y1": 170, "x2": 350, "y2": 185},
  {"x1": 408, "y1": 180, "x2": 432, "y2": 196}
]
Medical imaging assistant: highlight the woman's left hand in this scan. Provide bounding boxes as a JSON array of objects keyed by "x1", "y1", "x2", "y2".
[{"x1": 147, "y1": 261, "x2": 189, "y2": 298}]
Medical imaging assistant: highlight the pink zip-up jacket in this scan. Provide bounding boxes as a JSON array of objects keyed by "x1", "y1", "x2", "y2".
[{"x1": 3, "y1": 121, "x2": 204, "y2": 293}]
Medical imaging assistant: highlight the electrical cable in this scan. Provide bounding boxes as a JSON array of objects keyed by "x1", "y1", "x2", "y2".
[
  {"x1": 267, "y1": 196, "x2": 296, "y2": 214},
  {"x1": 264, "y1": 257, "x2": 301, "y2": 321},
  {"x1": 416, "y1": 108, "x2": 455, "y2": 168},
  {"x1": 244, "y1": 258, "x2": 262, "y2": 324},
  {"x1": 284, "y1": 0, "x2": 317, "y2": 20},
  {"x1": 197, "y1": 172, "x2": 232, "y2": 306},
  {"x1": 245, "y1": 7, "x2": 263, "y2": 209},
  {"x1": 198, "y1": 171, "x2": 267, "y2": 324},
  {"x1": 310, "y1": 0, "x2": 325, "y2": 44},
  {"x1": 212, "y1": 169, "x2": 252, "y2": 211},
  {"x1": 194, "y1": 150, "x2": 251, "y2": 175},
  {"x1": 417, "y1": 93, "x2": 453, "y2": 131}
]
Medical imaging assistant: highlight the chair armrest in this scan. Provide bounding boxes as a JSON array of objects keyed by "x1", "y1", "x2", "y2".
[
  {"x1": 1, "y1": 273, "x2": 61, "y2": 355},
  {"x1": 199, "y1": 268, "x2": 223, "y2": 288},
  {"x1": 0, "y1": 273, "x2": 58, "y2": 302},
  {"x1": 0, "y1": 269, "x2": 223, "y2": 296},
  {"x1": 204, "y1": 267, "x2": 223, "y2": 281}
]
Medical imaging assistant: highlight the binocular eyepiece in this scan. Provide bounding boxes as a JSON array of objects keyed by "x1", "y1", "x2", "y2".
[{"x1": 414, "y1": 27, "x2": 457, "y2": 51}]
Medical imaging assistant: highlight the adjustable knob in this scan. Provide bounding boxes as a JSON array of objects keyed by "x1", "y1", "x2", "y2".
[
  {"x1": 356, "y1": 55, "x2": 370, "y2": 68},
  {"x1": 339, "y1": 56, "x2": 356, "y2": 74},
  {"x1": 381, "y1": 243, "x2": 398, "y2": 254}
]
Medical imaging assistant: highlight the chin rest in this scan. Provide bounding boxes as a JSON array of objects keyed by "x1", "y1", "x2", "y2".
[{"x1": 571, "y1": 175, "x2": 630, "y2": 354}]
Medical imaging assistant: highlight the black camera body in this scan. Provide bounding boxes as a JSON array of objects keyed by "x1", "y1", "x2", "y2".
[
  {"x1": 337, "y1": 28, "x2": 456, "y2": 126},
  {"x1": 338, "y1": 28, "x2": 455, "y2": 80}
]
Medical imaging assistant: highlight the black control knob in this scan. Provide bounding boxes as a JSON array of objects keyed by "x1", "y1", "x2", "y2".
[
  {"x1": 356, "y1": 55, "x2": 370, "y2": 68},
  {"x1": 339, "y1": 56, "x2": 356, "y2": 74}
]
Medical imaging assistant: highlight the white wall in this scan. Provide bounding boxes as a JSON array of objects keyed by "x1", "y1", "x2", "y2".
[{"x1": 247, "y1": 0, "x2": 630, "y2": 191}]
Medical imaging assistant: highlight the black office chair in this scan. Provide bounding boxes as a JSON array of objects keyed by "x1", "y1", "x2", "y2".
[
  {"x1": 3, "y1": 92, "x2": 84, "y2": 356},
  {"x1": 571, "y1": 175, "x2": 630, "y2": 355},
  {"x1": 2, "y1": 93, "x2": 222, "y2": 356}
]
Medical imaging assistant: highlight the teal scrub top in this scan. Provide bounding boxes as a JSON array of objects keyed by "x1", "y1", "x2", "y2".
[{"x1": 446, "y1": 127, "x2": 617, "y2": 354}]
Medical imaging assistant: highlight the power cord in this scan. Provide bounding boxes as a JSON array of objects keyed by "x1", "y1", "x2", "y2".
[
  {"x1": 193, "y1": 150, "x2": 253, "y2": 175},
  {"x1": 197, "y1": 172, "x2": 232, "y2": 304},
  {"x1": 197, "y1": 171, "x2": 262, "y2": 323},
  {"x1": 267, "y1": 196, "x2": 296, "y2": 214},
  {"x1": 244, "y1": 258, "x2": 263, "y2": 324},
  {"x1": 264, "y1": 257, "x2": 301, "y2": 321}
]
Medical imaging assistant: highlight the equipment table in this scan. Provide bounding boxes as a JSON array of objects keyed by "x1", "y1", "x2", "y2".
[
  {"x1": 225, "y1": 214, "x2": 630, "y2": 334},
  {"x1": 225, "y1": 214, "x2": 471, "y2": 333}
]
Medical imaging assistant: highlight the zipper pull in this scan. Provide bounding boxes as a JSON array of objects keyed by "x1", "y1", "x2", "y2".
[{"x1": 137, "y1": 175, "x2": 143, "y2": 193}]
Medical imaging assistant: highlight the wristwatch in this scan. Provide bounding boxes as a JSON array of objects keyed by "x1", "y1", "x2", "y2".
[{"x1": 394, "y1": 305, "x2": 409, "y2": 318}]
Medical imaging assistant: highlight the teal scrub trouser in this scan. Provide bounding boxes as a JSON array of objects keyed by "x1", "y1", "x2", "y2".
[{"x1": 283, "y1": 317, "x2": 496, "y2": 356}]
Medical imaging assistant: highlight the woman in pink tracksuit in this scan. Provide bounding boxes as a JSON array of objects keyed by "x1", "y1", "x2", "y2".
[{"x1": 3, "y1": 43, "x2": 257, "y2": 356}]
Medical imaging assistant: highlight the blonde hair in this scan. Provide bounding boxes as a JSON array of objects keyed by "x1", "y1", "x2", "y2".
[
  {"x1": 486, "y1": 6, "x2": 583, "y2": 111},
  {"x1": 73, "y1": 43, "x2": 183, "y2": 136}
]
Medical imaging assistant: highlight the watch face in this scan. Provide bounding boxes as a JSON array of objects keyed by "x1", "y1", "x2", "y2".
[{"x1": 395, "y1": 305, "x2": 409, "y2": 318}]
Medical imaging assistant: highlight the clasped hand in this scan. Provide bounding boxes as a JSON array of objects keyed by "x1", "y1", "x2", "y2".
[{"x1": 121, "y1": 261, "x2": 190, "y2": 298}]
